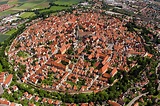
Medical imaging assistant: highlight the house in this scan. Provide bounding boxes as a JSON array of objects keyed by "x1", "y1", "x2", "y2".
[
  {"x1": 0, "y1": 99, "x2": 10, "y2": 105},
  {"x1": 98, "y1": 62, "x2": 109, "y2": 74},
  {"x1": 48, "y1": 99, "x2": 53, "y2": 104},
  {"x1": 102, "y1": 73, "x2": 111, "y2": 78},
  {"x1": 53, "y1": 100, "x2": 61, "y2": 106},
  {"x1": 144, "y1": 52, "x2": 153, "y2": 58},
  {"x1": 102, "y1": 55, "x2": 109, "y2": 65},
  {"x1": 108, "y1": 100, "x2": 121, "y2": 106},
  {"x1": 3, "y1": 74, "x2": 13, "y2": 88},
  {"x1": 41, "y1": 98, "x2": 47, "y2": 103},
  {"x1": 0, "y1": 72, "x2": 6, "y2": 85},
  {"x1": 110, "y1": 68, "x2": 118, "y2": 77},
  {"x1": 35, "y1": 96, "x2": 40, "y2": 102},
  {"x1": 52, "y1": 61, "x2": 67, "y2": 71},
  {"x1": 28, "y1": 103, "x2": 35, "y2": 106},
  {"x1": 134, "y1": 102, "x2": 139, "y2": 106},
  {"x1": 80, "y1": 103, "x2": 88, "y2": 106},
  {"x1": 10, "y1": 102, "x2": 16, "y2": 106},
  {"x1": 23, "y1": 92, "x2": 28, "y2": 97},
  {"x1": 27, "y1": 94, "x2": 33, "y2": 100},
  {"x1": 12, "y1": 86, "x2": 18, "y2": 92}
]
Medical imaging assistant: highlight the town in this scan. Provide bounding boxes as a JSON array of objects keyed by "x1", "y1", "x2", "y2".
[
  {"x1": 0, "y1": 0, "x2": 159, "y2": 106},
  {"x1": 8, "y1": 9, "x2": 152, "y2": 93}
]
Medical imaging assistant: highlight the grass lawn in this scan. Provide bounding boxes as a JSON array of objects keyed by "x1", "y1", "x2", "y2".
[
  {"x1": 5, "y1": 29, "x2": 18, "y2": 35},
  {"x1": 54, "y1": 0, "x2": 84, "y2": 6},
  {"x1": 20, "y1": 12, "x2": 36, "y2": 18},
  {"x1": 17, "y1": 51, "x2": 30, "y2": 58},
  {"x1": 13, "y1": 3, "x2": 38, "y2": 10},
  {"x1": 0, "y1": 63, "x2": 3, "y2": 72},
  {"x1": 0, "y1": 9, "x2": 19, "y2": 16},
  {"x1": 0, "y1": 33, "x2": 10, "y2": 42},
  {"x1": 32, "y1": 1, "x2": 50, "y2": 9},
  {"x1": 39, "y1": 6, "x2": 69, "y2": 13},
  {"x1": 133, "y1": 28, "x2": 142, "y2": 32}
]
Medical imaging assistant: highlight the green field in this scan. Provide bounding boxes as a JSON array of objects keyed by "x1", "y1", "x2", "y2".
[
  {"x1": 5, "y1": 28, "x2": 18, "y2": 35},
  {"x1": 0, "y1": 33, "x2": 10, "y2": 42},
  {"x1": 17, "y1": 51, "x2": 30, "y2": 58},
  {"x1": 0, "y1": 0, "x2": 84, "y2": 17},
  {"x1": 54, "y1": 0, "x2": 83, "y2": 6},
  {"x1": 39, "y1": 6, "x2": 69, "y2": 13},
  {"x1": 0, "y1": 9, "x2": 19, "y2": 16},
  {"x1": 0, "y1": 63, "x2": 3, "y2": 72},
  {"x1": 20, "y1": 12, "x2": 35, "y2": 18},
  {"x1": 0, "y1": 0, "x2": 50, "y2": 16}
]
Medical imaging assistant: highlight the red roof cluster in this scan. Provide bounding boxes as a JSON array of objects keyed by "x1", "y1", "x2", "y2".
[{"x1": 8, "y1": 10, "x2": 148, "y2": 93}]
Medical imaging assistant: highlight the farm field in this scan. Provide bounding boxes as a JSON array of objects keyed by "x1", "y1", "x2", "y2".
[
  {"x1": 0, "y1": 9, "x2": 19, "y2": 16},
  {"x1": 39, "y1": 6, "x2": 69, "y2": 13},
  {"x1": 20, "y1": 12, "x2": 35, "y2": 18},
  {"x1": 54, "y1": 0, "x2": 84, "y2": 6},
  {"x1": 0, "y1": 0, "x2": 50, "y2": 17},
  {"x1": 0, "y1": 33, "x2": 10, "y2": 42},
  {"x1": 0, "y1": 0, "x2": 84, "y2": 17},
  {"x1": 5, "y1": 28, "x2": 18, "y2": 35}
]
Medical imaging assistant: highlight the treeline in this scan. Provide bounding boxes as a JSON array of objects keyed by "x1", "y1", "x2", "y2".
[{"x1": 0, "y1": 24, "x2": 26, "y2": 73}]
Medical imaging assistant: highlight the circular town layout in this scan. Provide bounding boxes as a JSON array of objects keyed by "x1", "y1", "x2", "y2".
[{"x1": 8, "y1": 11, "x2": 146, "y2": 93}]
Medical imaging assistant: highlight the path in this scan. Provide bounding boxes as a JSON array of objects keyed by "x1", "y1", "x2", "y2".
[{"x1": 126, "y1": 92, "x2": 149, "y2": 106}]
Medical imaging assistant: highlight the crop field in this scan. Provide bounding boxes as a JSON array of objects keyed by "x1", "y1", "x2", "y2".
[
  {"x1": 0, "y1": 0, "x2": 50, "y2": 16},
  {"x1": 54, "y1": 0, "x2": 84, "y2": 6},
  {"x1": 20, "y1": 12, "x2": 35, "y2": 18},
  {"x1": 0, "y1": 0, "x2": 84, "y2": 17},
  {"x1": 5, "y1": 28, "x2": 18, "y2": 35},
  {"x1": 39, "y1": 6, "x2": 69, "y2": 13},
  {"x1": 0, "y1": 33, "x2": 10, "y2": 42}
]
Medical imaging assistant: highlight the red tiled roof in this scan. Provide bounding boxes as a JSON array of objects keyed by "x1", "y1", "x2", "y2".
[
  {"x1": 98, "y1": 62, "x2": 109, "y2": 74},
  {"x1": 3, "y1": 74, "x2": 13, "y2": 86},
  {"x1": 108, "y1": 100, "x2": 121, "y2": 106},
  {"x1": 110, "y1": 68, "x2": 118, "y2": 77}
]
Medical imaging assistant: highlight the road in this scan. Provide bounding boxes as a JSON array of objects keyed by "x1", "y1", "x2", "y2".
[{"x1": 126, "y1": 92, "x2": 149, "y2": 106}]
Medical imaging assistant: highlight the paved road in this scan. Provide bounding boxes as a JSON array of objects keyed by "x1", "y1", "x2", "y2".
[{"x1": 126, "y1": 92, "x2": 149, "y2": 106}]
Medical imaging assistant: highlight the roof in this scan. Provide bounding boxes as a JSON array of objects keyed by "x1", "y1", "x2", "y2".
[
  {"x1": 98, "y1": 62, "x2": 109, "y2": 74},
  {"x1": 110, "y1": 68, "x2": 118, "y2": 77},
  {"x1": 3, "y1": 74, "x2": 13, "y2": 85},
  {"x1": 108, "y1": 100, "x2": 121, "y2": 106},
  {"x1": 102, "y1": 73, "x2": 111, "y2": 78}
]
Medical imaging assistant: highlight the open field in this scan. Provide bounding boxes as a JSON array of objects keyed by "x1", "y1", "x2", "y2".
[
  {"x1": 20, "y1": 12, "x2": 35, "y2": 18},
  {"x1": 39, "y1": 6, "x2": 69, "y2": 13},
  {"x1": 0, "y1": 9, "x2": 19, "y2": 16},
  {"x1": 0, "y1": 33, "x2": 10, "y2": 42},
  {"x1": 54, "y1": 0, "x2": 84, "y2": 6},
  {"x1": 0, "y1": 0, "x2": 84, "y2": 17},
  {"x1": 5, "y1": 28, "x2": 18, "y2": 35},
  {"x1": 0, "y1": 63, "x2": 2, "y2": 72},
  {"x1": 0, "y1": 0, "x2": 50, "y2": 17}
]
